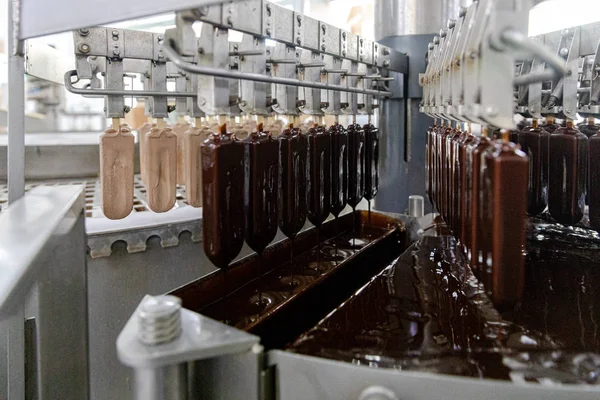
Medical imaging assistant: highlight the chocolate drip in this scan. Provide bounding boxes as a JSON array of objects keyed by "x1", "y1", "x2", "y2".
[
  {"x1": 243, "y1": 125, "x2": 279, "y2": 253},
  {"x1": 347, "y1": 123, "x2": 366, "y2": 208},
  {"x1": 278, "y1": 124, "x2": 308, "y2": 238},
  {"x1": 548, "y1": 123, "x2": 588, "y2": 225},
  {"x1": 330, "y1": 124, "x2": 349, "y2": 217},
  {"x1": 202, "y1": 125, "x2": 246, "y2": 269},
  {"x1": 517, "y1": 120, "x2": 550, "y2": 216},
  {"x1": 589, "y1": 132, "x2": 600, "y2": 230},
  {"x1": 482, "y1": 140, "x2": 528, "y2": 309},
  {"x1": 307, "y1": 125, "x2": 332, "y2": 227},
  {"x1": 364, "y1": 123, "x2": 379, "y2": 201}
]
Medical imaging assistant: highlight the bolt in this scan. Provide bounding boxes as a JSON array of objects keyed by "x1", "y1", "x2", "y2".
[
  {"x1": 440, "y1": 29, "x2": 447, "y2": 38},
  {"x1": 197, "y1": 47, "x2": 204, "y2": 54},
  {"x1": 342, "y1": 50, "x2": 347, "y2": 57},
  {"x1": 124, "y1": 106, "x2": 131, "y2": 114},
  {"x1": 455, "y1": 59, "x2": 460, "y2": 66},
  {"x1": 566, "y1": 70, "x2": 572, "y2": 76},
  {"x1": 266, "y1": 28, "x2": 272, "y2": 37},
  {"x1": 559, "y1": 47, "x2": 569, "y2": 57},
  {"x1": 360, "y1": 55, "x2": 364, "y2": 61},
  {"x1": 266, "y1": 4, "x2": 271, "y2": 16},
  {"x1": 530, "y1": 107, "x2": 536, "y2": 113},
  {"x1": 469, "y1": 51, "x2": 478, "y2": 60},
  {"x1": 157, "y1": 35, "x2": 164, "y2": 42},
  {"x1": 384, "y1": 60, "x2": 391, "y2": 68},
  {"x1": 342, "y1": 32, "x2": 347, "y2": 40},
  {"x1": 79, "y1": 28, "x2": 90, "y2": 36},
  {"x1": 297, "y1": 37, "x2": 302, "y2": 45},
  {"x1": 383, "y1": 48, "x2": 390, "y2": 56},
  {"x1": 297, "y1": 14, "x2": 302, "y2": 25},
  {"x1": 322, "y1": 24, "x2": 327, "y2": 33},
  {"x1": 158, "y1": 53, "x2": 164, "y2": 59},
  {"x1": 199, "y1": 97, "x2": 206, "y2": 106},
  {"x1": 79, "y1": 43, "x2": 90, "y2": 54},
  {"x1": 433, "y1": 36, "x2": 440, "y2": 45},
  {"x1": 112, "y1": 30, "x2": 119, "y2": 37},
  {"x1": 113, "y1": 49, "x2": 120, "y2": 56},
  {"x1": 360, "y1": 38, "x2": 364, "y2": 46},
  {"x1": 137, "y1": 296, "x2": 182, "y2": 346},
  {"x1": 448, "y1": 19, "x2": 456, "y2": 29},
  {"x1": 227, "y1": 16, "x2": 233, "y2": 26},
  {"x1": 458, "y1": 6, "x2": 467, "y2": 17},
  {"x1": 233, "y1": 44, "x2": 239, "y2": 51},
  {"x1": 566, "y1": 108, "x2": 572, "y2": 114}
]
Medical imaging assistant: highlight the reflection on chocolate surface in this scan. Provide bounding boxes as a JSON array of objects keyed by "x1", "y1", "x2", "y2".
[{"x1": 288, "y1": 220, "x2": 600, "y2": 384}]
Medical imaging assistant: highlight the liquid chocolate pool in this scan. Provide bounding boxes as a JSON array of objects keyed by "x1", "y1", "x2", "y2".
[{"x1": 288, "y1": 219, "x2": 600, "y2": 383}]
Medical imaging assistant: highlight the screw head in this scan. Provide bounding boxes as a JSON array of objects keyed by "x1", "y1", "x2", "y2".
[
  {"x1": 297, "y1": 37, "x2": 302, "y2": 45},
  {"x1": 440, "y1": 29, "x2": 447, "y2": 38},
  {"x1": 469, "y1": 51, "x2": 478, "y2": 60},
  {"x1": 448, "y1": 19, "x2": 456, "y2": 29},
  {"x1": 342, "y1": 50, "x2": 347, "y2": 57},
  {"x1": 266, "y1": 4, "x2": 271, "y2": 16},
  {"x1": 322, "y1": 24, "x2": 327, "y2": 33},
  {"x1": 79, "y1": 28, "x2": 90, "y2": 36},
  {"x1": 321, "y1": 44, "x2": 326, "y2": 51},
  {"x1": 383, "y1": 48, "x2": 390, "y2": 56},
  {"x1": 112, "y1": 30, "x2": 119, "y2": 37},
  {"x1": 227, "y1": 16, "x2": 233, "y2": 25},
  {"x1": 158, "y1": 53, "x2": 164, "y2": 59},
  {"x1": 157, "y1": 35, "x2": 164, "y2": 42},
  {"x1": 342, "y1": 32, "x2": 347, "y2": 40},
  {"x1": 266, "y1": 28, "x2": 272, "y2": 37},
  {"x1": 113, "y1": 48, "x2": 120, "y2": 56},
  {"x1": 384, "y1": 60, "x2": 391, "y2": 68},
  {"x1": 433, "y1": 36, "x2": 440, "y2": 45},
  {"x1": 199, "y1": 97, "x2": 206, "y2": 106},
  {"x1": 458, "y1": 6, "x2": 467, "y2": 17},
  {"x1": 559, "y1": 47, "x2": 569, "y2": 57},
  {"x1": 297, "y1": 14, "x2": 302, "y2": 24},
  {"x1": 79, "y1": 43, "x2": 90, "y2": 54}
]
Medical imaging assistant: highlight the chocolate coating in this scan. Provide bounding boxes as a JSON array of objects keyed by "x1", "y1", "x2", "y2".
[{"x1": 202, "y1": 126, "x2": 245, "y2": 269}]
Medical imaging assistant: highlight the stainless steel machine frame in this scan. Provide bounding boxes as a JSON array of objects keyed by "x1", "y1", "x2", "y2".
[{"x1": 0, "y1": 186, "x2": 88, "y2": 399}]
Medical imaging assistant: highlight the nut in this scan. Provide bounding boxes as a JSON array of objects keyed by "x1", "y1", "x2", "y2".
[
  {"x1": 79, "y1": 43, "x2": 90, "y2": 54},
  {"x1": 79, "y1": 28, "x2": 90, "y2": 36}
]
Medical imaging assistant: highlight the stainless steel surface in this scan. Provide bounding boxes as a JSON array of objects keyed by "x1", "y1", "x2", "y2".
[
  {"x1": 25, "y1": 41, "x2": 72, "y2": 86},
  {"x1": 374, "y1": 0, "x2": 467, "y2": 39},
  {"x1": 134, "y1": 364, "x2": 187, "y2": 400},
  {"x1": 19, "y1": 0, "x2": 242, "y2": 40},
  {"x1": 8, "y1": 0, "x2": 25, "y2": 204},
  {"x1": 0, "y1": 186, "x2": 88, "y2": 399},
  {"x1": 268, "y1": 350, "x2": 600, "y2": 400},
  {"x1": 118, "y1": 295, "x2": 260, "y2": 368},
  {"x1": 408, "y1": 195, "x2": 425, "y2": 218}
]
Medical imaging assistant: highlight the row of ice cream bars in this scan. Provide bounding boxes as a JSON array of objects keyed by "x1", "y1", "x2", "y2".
[
  {"x1": 101, "y1": 115, "x2": 378, "y2": 269},
  {"x1": 426, "y1": 116, "x2": 599, "y2": 309}
]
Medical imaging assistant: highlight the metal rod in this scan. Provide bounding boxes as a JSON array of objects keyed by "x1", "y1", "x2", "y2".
[
  {"x1": 64, "y1": 71, "x2": 197, "y2": 98},
  {"x1": 162, "y1": 43, "x2": 392, "y2": 97},
  {"x1": 501, "y1": 29, "x2": 568, "y2": 86}
]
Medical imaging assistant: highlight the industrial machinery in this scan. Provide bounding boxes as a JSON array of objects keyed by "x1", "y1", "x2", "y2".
[{"x1": 1, "y1": 0, "x2": 600, "y2": 399}]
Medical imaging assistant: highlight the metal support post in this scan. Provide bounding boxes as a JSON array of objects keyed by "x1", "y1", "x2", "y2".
[{"x1": 8, "y1": 0, "x2": 25, "y2": 204}]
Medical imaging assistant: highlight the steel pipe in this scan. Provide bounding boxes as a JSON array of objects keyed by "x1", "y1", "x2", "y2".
[{"x1": 162, "y1": 43, "x2": 393, "y2": 97}]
